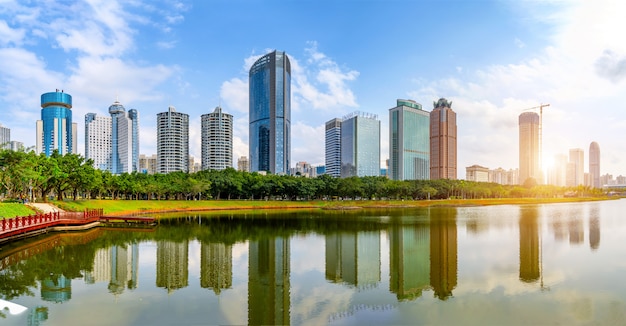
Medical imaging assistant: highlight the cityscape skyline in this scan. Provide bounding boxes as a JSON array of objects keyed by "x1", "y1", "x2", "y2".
[{"x1": 1, "y1": 1, "x2": 626, "y2": 179}]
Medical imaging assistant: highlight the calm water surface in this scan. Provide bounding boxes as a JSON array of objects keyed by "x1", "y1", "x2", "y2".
[{"x1": 2, "y1": 200, "x2": 626, "y2": 325}]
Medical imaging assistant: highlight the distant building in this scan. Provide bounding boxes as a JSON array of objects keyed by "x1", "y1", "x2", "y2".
[
  {"x1": 519, "y1": 112, "x2": 541, "y2": 185},
  {"x1": 316, "y1": 166, "x2": 326, "y2": 176},
  {"x1": 325, "y1": 118, "x2": 342, "y2": 177},
  {"x1": 9, "y1": 141, "x2": 23, "y2": 151},
  {"x1": 237, "y1": 156, "x2": 250, "y2": 172},
  {"x1": 430, "y1": 98, "x2": 457, "y2": 180},
  {"x1": 201, "y1": 106, "x2": 233, "y2": 171},
  {"x1": 466, "y1": 165, "x2": 489, "y2": 182},
  {"x1": 139, "y1": 154, "x2": 157, "y2": 174},
  {"x1": 157, "y1": 106, "x2": 189, "y2": 173},
  {"x1": 568, "y1": 148, "x2": 584, "y2": 186},
  {"x1": 340, "y1": 111, "x2": 380, "y2": 178},
  {"x1": 389, "y1": 99, "x2": 430, "y2": 181},
  {"x1": 0, "y1": 124, "x2": 9, "y2": 150},
  {"x1": 589, "y1": 142, "x2": 600, "y2": 188},
  {"x1": 249, "y1": 50, "x2": 291, "y2": 174},
  {"x1": 36, "y1": 90, "x2": 77, "y2": 156},
  {"x1": 189, "y1": 156, "x2": 201, "y2": 173},
  {"x1": 290, "y1": 161, "x2": 315, "y2": 177},
  {"x1": 548, "y1": 153, "x2": 568, "y2": 187}
]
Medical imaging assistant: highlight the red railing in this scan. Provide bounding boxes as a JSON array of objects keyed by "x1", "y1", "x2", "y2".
[{"x1": 0, "y1": 209, "x2": 104, "y2": 241}]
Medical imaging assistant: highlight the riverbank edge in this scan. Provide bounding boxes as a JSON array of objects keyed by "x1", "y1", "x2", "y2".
[{"x1": 52, "y1": 196, "x2": 617, "y2": 217}]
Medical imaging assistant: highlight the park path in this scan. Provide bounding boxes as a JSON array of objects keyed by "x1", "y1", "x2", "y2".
[{"x1": 26, "y1": 203, "x2": 64, "y2": 214}]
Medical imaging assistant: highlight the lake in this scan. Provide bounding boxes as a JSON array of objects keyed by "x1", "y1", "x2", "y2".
[{"x1": 1, "y1": 199, "x2": 625, "y2": 325}]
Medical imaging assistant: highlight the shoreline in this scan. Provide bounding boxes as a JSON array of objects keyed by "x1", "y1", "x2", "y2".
[{"x1": 51, "y1": 197, "x2": 618, "y2": 216}]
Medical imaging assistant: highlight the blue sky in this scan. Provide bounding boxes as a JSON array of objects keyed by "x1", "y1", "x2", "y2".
[{"x1": 1, "y1": 0, "x2": 626, "y2": 179}]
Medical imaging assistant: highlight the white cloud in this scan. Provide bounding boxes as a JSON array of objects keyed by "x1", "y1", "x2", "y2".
[{"x1": 0, "y1": 20, "x2": 25, "y2": 45}]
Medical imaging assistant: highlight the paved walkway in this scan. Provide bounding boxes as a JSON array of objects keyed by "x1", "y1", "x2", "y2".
[{"x1": 26, "y1": 203, "x2": 64, "y2": 214}]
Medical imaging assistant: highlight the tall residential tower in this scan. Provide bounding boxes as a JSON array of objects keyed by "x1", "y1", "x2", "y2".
[
  {"x1": 36, "y1": 90, "x2": 77, "y2": 156},
  {"x1": 430, "y1": 98, "x2": 457, "y2": 180},
  {"x1": 157, "y1": 106, "x2": 189, "y2": 173},
  {"x1": 249, "y1": 50, "x2": 291, "y2": 174},
  {"x1": 389, "y1": 99, "x2": 430, "y2": 181},
  {"x1": 201, "y1": 106, "x2": 233, "y2": 171}
]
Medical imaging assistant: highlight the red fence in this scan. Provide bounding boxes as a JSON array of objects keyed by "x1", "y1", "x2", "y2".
[{"x1": 0, "y1": 209, "x2": 104, "y2": 241}]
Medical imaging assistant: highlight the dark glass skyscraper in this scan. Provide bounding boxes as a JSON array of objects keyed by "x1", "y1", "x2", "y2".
[{"x1": 249, "y1": 51, "x2": 291, "y2": 174}]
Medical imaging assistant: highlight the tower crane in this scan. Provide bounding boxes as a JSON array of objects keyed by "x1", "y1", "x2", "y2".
[{"x1": 522, "y1": 103, "x2": 550, "y2": 173}]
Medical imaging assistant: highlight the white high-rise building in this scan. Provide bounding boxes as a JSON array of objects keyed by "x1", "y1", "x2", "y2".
[
  {"x1": 589, "y1": 142, "x2": 600, "y2": 188},
  {"x1": 325, "y1": 118, "x2": 342, "y2": 177},
  {"x1": 157, "y1": 106, "x2": 189, "y2": 174},
  {"x1": 568, "y1": 148, "x2": 584, "y2": 186},
  {"x1": 85, "y1": 113, "x2": 112, "y2": 171},
  {"x1": 0, "y1": 124, "x2": 9, "y2": 150},
  {"x1": 201, "y1": 106, "x2": 233, "y2": 171}
]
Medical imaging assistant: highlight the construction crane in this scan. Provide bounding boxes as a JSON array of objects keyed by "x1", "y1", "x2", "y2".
[{"x1": 522, "y1": 103, "x2": 550, "y2": 173}]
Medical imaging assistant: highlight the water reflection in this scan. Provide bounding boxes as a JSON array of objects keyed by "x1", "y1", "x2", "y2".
[
  {"x1": 1, "y1": 201, "x2": 624, "y2": 325},
  {"x1": 429, "y1": 208, "x2": 458, "y2": 300},
  {"x1": 519, "y1": 206, "x2": 540, "y2": 283},
  {"x1": 156, "y1": 240, "x2": 189, "y2": 292},
  {"x1": 248, "y1": 237, "x2": 290, "y2": 325}
]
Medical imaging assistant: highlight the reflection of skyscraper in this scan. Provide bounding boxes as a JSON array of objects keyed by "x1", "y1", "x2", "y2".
[
  {"x1": 589, "y1": 211, "x2": 600, "y2": 250},
  {"x1": 41, "y1": 274, "x2": 71, "y2": 303},
  {"x1": 430, "y1": 208, "x2": 457, "y2": 300},
  {"x1": 389, "y1": 223, "x2": 430, "y2": 300},
  {"x1": 248, "y1": 237, "x2": 290, "y2": 325},
  {"x1": 249, "y1": 51, "x2": 291, "y2": 174},
  {"x1": 519, "y1": 207, "x2": 540, "y2": 283},
  {"x1": 430, "y1": 98, "x2": 457, "y2": 180},
  {"x1": 109, "y1": 244, "x2": 139, "y2": 294},
  {"x1": 519, "y1": 112, "x2": 541, "y2": 185},
  {"x1": 27, "y1": 306, "x2": 49, "y2": 326},
  {"x1": 569, "y1": 218, "x2": 584, "y2": 245},
  {"x1": 156, "y1": 241, "x2": 189, "y2": 292},
  {"x1": 200, "y1": 242, "x2": 233, "y2": 295},
  {"x1": 324, "y1": 232, "x2": 381, "y2": 287}
]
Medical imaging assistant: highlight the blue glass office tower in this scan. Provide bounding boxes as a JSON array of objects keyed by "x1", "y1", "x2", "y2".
[
  {"x1": 389, "y1": 99, "x2": 430, "y2": 180},
  {"x1": 249, "y1": 51, "x2": 291, "y2": 174},
  {"x1": 340, "y1": 112, "x2": 380, "y2": 178},
  {"x1": 108, "y1": 101, "x2": 139, "y2": 174},
  {"x1": 36, "y1": 90, "x2": 76, "y2": 156}
]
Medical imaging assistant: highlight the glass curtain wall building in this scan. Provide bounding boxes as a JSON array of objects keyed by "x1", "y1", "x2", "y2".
[
  {"x1": 341, "y1": 112, "x2": 380, "y2": 178},
  {"x1": 201, "y1": 106, "x2": 233, "y2": 170},
  {"x1": 157, "y1": 106, "x2": 189, "y2": 174},
  {"x1": 389, "y1": 99, "x2": 430, "y2": 181},
  {"x1": 36, "y1": 90, "x2": 77, "y2": 156},
  {"x1": 249, "y1": 50, "x2": 291, "y2": 174},
  {"x1": 589, "y1": 142, "x2": 600, "y2": 188},
  {"x1": 518, "y1": 112, "x2": 541, "y2": 185},
  {"x1": 325, "y1": 118, "x2": 342, "y2": 177}
]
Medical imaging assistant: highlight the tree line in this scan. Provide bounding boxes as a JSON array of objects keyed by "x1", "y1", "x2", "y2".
[{"x1": 0, "y1": 150, "x2": 603, "y2": 202}]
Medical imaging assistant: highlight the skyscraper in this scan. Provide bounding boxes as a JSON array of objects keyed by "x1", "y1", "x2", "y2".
[
  {"x1": 568, "y1": 148, "x2": 584, "y2": 186},
  {"x1": 109, "y1": 101, "x2": 139, "y2": 174},
  {"x1": 157, "y1": 106, "x2": 189, "y2": 173},
  {"x1": 389, "y1": 99, "x2": 430, "y2": 181},
  {"x1": 430, "y1": 98, "x2": 457, "y2": 180},
  {"x1": 249, "y1": 50, "x2": 291, "y2": 174},
  {"x1": 201, "y1": 106, "x2": 233, "y2": 171},
  {"x1": 325, "y1": 118, "x2": 342, "y2": 177},
  {"x1": 0, "y1": 124, "x2": 10, "y2": 150},
  {"x1": 589, "y1": 141, "x2": 600, "y2": 188},
  {"x1": 518, "y1": 112, "x2": 541, "y2": 185},
  {"x1": 340, "y1": 111, "x2": 380, "y2": 178},
  {"x1": 36, "y1": 90, "x2": 77, "y2": 156},
  {"x1": 85, "y1": 113, "x2": 112, "y2": 170}
]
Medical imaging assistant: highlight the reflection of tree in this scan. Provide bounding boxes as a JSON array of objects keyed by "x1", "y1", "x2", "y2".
[
  {"x1": 430, "y1": 208, "x2": 457, "y2": 300},
  {"x1": 519, "y1": 206, "x2": 540, "y2": 283}
]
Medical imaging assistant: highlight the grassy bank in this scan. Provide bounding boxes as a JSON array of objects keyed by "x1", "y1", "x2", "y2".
[
  {"x1": 51, "y1": 197, "x2": 615, "y2": 216},
  {"x1": 0, "y1": 203, "x2": 38, "y2": 219}
]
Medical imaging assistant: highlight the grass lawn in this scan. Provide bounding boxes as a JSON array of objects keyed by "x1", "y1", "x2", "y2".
[
  {"x1": 51, "y1": 197, "x2": 614, "y2": 216},
  {"x1": 0, "y1": 203, "x2": 38, "y2": 219}
]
